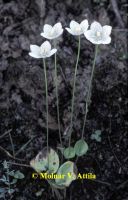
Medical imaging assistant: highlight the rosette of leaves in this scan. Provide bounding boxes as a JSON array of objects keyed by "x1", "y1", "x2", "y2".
[{"x1": 30, "y1": 147, "x2": 77, "y2": 189}]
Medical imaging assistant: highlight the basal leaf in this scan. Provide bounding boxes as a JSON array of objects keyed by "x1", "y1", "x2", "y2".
[
  {"x1": 55, "y1": 161, "x2": 77, "y2": 187},
  {"x1": 74, "y1": 139, "x2": 88, "y2": 156},
  {"x1": 64, "y1": 147, "x2": 75, "y2": 159},
  {"x1": 30, "y1": 147, "x2": 59, "y2": 173}
]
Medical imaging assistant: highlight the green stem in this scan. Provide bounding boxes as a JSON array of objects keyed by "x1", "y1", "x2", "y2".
[
  {"x1": 54, "y1": 52, "x2": 63, "y2": 149},
  {"x1": 8, "y1": 132, "x2": 15, "y2": 158},
  {"x1": 43, "y1": 59, "x2": 49, "y2": 164},
  {"x1": 68, "y1": 35, "x2": 81, "y2": 147},
  {"x1": 81, "y1": 45, "x2": 99, "y2": 139}
]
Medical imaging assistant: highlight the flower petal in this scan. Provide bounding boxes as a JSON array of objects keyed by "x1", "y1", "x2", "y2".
[
  {"x1": 29, "y1": 52, "x2": 42, "y2": 59},
  {"x1": 55, "y1": 29, "x2": 63, "y2": 38},
  {"x1": 80, "y1": 19, "x2": 89, "y2": 32},
  {"x1": 70, "y1": 20, "x2": 80, "y2": 31},
  {"x1": 85, "y1": 30, "x2": 102, "y2": 44},
  {"x1": 84, "y1": 30, "x2": 94, "y2": 41},
  {"x1": 57, "y1": 29, "x2": 63, "y2": 36},
  {"x1": 103, "y1": 25, "x2": 112, "y2": 36},
  {"x1": 53, "y1": 22, "x2": 62, "y2": 31},
  {"x1": 48, "y1": 49, "x2": 57, "y2": 57},
  {"x1": 43, "y1": 24, "x2": 52, "y2": 33},
  {"x1": 65, "y1": 27, "x2": 75, "y2": 35},
  {"x1": 90, "y1": 21, "x2": 102, "y2": 32},
  {"x1": 52, "y1": 22, "x2": 63, "y2": 38},
  {"x1": 102, "y1": 36, "x2": 111, "y2": 44},
  {"x1": 30, "y1": 45, "x2": 40, "y2": 54},
  {"x1": 41, "y1": 41, "x2": 51, "y2": 52},
  {"x1": 40, "y1": 33, "x2": 53, "y2": 39}
]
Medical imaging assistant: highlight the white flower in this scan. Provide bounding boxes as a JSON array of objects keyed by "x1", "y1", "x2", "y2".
[
  {"x1": 84, "y1": 21, "x2": 112, "y2": 44},
  {"x1": 29, "y1": 41, "x2": 57, "y2": 59},
  {"x1": 65, "y1": 20, "x2": 89, "y2": 36},
  {"x1": 40, "y1": 22, "x2": 63, "y2": 39}
]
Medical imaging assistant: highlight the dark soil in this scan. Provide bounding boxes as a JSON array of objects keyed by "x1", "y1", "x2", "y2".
[{"x1": 0, "y1": 0, "x2": 128, "y2": 199}]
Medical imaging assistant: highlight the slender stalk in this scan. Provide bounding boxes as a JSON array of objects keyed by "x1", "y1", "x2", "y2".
[
  {"x1": 8, "y1": 132, "x2": 15, "y2": 158},
  {"x1": 68, "y1": 35, "x2": 81, "y2": 147},
  {"x1": 81, "y1": 45, "x2": 99, "y2": 139},
  {"x1": 43, "y1": 59, "x2": 49, "y2": 165},
  {"x1": 54, "y1": 52, "x2": 63, "y2": 149}
]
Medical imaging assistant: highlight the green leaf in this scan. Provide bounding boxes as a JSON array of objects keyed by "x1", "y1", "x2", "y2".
[
  {"x1": 30, "y1": 149, "x2": 48, "y2": 172},
  {"x1": 74, "y1": 139, "x2": 88, "y2": 156},
  {"x1": 0, "y1": 175, "x2": 7, "y2": 182},
  {"x1": 47, "y1": 180, "x2": 65, "y2": 190},
  {"x1": 10, "y1": 179, "x2": 17, "y2": 185},
  {"x1": 14, "y1": 171, "x2": 25, "y2": 179},
  {"x1": 55, "y1": 161, "x2": 77, "y2": 187},
  {"x1": 9, "y1": 171, "x2": 15, "y2": 177},
  {"x1": 91, "y1": 130, "x2": 101, "y2": 142},
  {"x1": 30, "y1": 147, "x2": 59, "y2": 173},
  {"x1": 8, "y1": 189, "x2": 15, "y2": 194},
  {"x1": 2, "y1": 160, "x2": 8, "y2": 169},
  {"x1": 63, "y1": 147, "x2": 75, "y2": 159},
  {"x1": 0, "y1": 188, "x2": 6, "y2": 193},
  {"x1": 48, "y1": 148, "x2": 60, "y2": 173}
]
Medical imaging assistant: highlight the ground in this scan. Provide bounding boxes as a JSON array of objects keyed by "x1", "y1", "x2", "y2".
[{"x1": 0, "y1": 0, "x2": 128, "y2": 199}]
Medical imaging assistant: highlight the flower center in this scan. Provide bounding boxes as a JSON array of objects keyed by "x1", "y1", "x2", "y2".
[
  {"x1": 75, "y1": 26, "x2": 81, "y2": 33},
  {"x1": 40, "y1": 47, "x2": 47, "y2": 55},
  {"x1": 49, "y1": 29, "x2": 55, "y2": 37},
  {"x1": 96, "y1": 31, "x2": 101, "y2": 37}
]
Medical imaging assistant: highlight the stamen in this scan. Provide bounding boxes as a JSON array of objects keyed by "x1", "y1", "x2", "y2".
[
  {"x1": 76, "y1": 27, "x2": 81, "y2": 33},
  {"x1": 50, "y1": 29, "x2": 54, "y2": 36},
  {"x1": 40, "y1": 47, "x2": 46, "y2": 55},
  {"x1": 96, "y1": 31, "x2": 101, "y2": 37}
]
